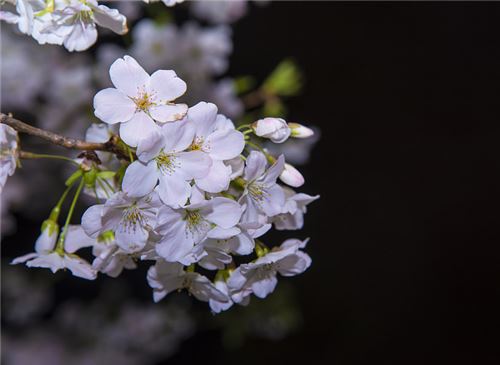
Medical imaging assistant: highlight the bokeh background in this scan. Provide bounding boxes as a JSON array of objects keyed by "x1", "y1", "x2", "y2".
[{"x1": 2, "y1": 2, "x2": 500, "y2": 364}]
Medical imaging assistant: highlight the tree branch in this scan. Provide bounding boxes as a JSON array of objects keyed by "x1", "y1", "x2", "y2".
[{"x1": 1, "y1": 113, "x2": 132, "y2": 161}]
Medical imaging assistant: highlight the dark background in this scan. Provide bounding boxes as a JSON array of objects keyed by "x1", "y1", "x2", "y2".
[
  {"x1": 170, "y1": 3, "x2": 500, "y2": 364},
  {"x1": 3, "y1": 3, "x2": 500, "y2": 365}
]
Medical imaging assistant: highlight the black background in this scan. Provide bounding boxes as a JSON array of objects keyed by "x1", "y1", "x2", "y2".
[
  {"x1": 3, "y1": 2, "x2": 500, "y2": 365},
  {"x1": 171, "y1": 3, "x2": 500, "y2": 364}
]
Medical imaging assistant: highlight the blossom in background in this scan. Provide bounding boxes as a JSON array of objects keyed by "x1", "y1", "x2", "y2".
[
  {"x1": 93, "y1": 55, "x2": 188, "y2": 147},
  {"x1": 1, "y1": 0, "x2": 128, "y2": 51},
  {"x1": 0, "y1": 124, "x2": 19, "y2": 192},
  {"x1": 190, "y1": 0, "x2": 248, "y2": 24}
]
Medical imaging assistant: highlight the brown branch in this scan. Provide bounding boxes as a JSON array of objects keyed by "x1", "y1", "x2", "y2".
[{"x1": 1, "y1": 113, "x2": 132, "y2": 161}]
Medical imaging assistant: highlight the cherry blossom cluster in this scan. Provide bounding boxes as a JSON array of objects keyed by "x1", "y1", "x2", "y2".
[{"x1": 5, "y1": 56, "x2": 318, "y2": 312}]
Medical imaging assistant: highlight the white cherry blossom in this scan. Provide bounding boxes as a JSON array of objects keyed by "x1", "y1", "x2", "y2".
[
  {"x1": 239, "y1": 151, "x2": 285, "y2": 227},
  {"x1": 0, "y1": 124, "x2": 19, "y2": 192},
  {"x1": 154, "y1": 196, "x2": 243, "y2": 263},
  {"x1": 93, "y1": 55, "x2": 188, "y2": 147},
  {"x1": 228, "y1": 238, "x2": 311, "y2": 302},
  {"x1": 12, "y1": 220, "x2": 96, "y2": 280},
  {"x1": 122, "y1": 119, "x2": 211, "y2": 207},
  {"x1": 187, "y1": 102, "x2": 245, "y2": 193},
  {"x1": 81, "y1": 191, "x2": 161, "y2": 254},
  {"x1": 273, "y1": 187, "x2": 319, "y2": 230},
  {"x1": 147, "y1": 261, "x2": 229, "y2": 304}
]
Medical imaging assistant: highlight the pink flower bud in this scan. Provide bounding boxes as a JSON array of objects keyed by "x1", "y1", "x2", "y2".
[
  {"x1": 252, "y1": 117, "x2": 291, "y2": 143},
  {"x1": 279, "y1": 163, "x2": 305, "y2": 187}
]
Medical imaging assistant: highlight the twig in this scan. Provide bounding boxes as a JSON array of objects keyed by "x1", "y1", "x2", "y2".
[{"x1": 1, "y1": 113, "x2": 132, "y2": 161}]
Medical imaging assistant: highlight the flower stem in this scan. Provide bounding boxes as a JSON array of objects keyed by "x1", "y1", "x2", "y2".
[
  {"x1": 56, "y1": 178, "x2": 84, "y2": 253},
  {"x1": 19, "y1": 151, "x2": 79, "y2": 166},
  {"x1": 236, "y1": 124, "x2": 252, "y2": 131},
  {"x1": 245, "y1": 141, "x2": 276, "y2": 163}
]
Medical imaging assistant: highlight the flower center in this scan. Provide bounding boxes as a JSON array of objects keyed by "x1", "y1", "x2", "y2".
[
  {"x1": 155, "y1": 152, "x2": 179, "y2": 175},
  {"x1": 133, "y1": 91, "x2": 155, "y2": 112},
  {"x1": 122, "y1": 205, "x2": 146, "y2": 233},
  {"x1": 248, "y1": 183, "x2": 267, "y2": 201},
  {"x1": 189, "y1": 137, "x2": 205, "y2": 151},
  {"x1": 184, "y1": 209, "x2": 203, "y2": 230}
]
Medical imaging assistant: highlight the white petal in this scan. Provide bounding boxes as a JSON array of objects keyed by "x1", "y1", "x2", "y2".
[
  {"x1": 65, "y1": 225, "x2": 96, "y2": 253},
  {"x1": 63, "y1": 22, "x2": 97, "y2": 52},
  {"x1": 115, "y1": 222, "x2": 149, "y2": 253},
  {"x1": 206, "y1": 128, "x2": 245, "y2": 161},
  {"x1": 26, "y1": 253, "x2": 64, "y2": 274},
  {"x1": 62, "y1": 255, "x2": 97, "y2": 280},
  {"x1": 149, "y1": 70, "x2": 187, "y2": 101},
  {"x1": 187, "y1": 102, "x2": 218, "y2": 138},
  {"x1": 109, "y1": 55, "x2": 150, "y2": 97},
  {"x1": 82, "y1": 204, "x2": 104, "y2": 238},
  {"x1": 202, "y1": 197, "x2": 242, "y2": 229},
  {"x1": 122, "y1": 160, "x2": 158, "y2": 197},
  {"x1": 93, "y1": 4, "x2": 128, "y2": 35},
  {"x1": 251, "y1": 274, "x2": 278, "y2": 298},
  {"x1": 175, "y1": 151, "x2": 212, "y2": 180},
  {"x1": 150, "y1": 103, "x2": 188, "y2": 123},
  {"x1": 156, "y1": 173, "x2": 191, "y2": 208},
  {"x1": 244, "y1": 151, "x2": 267, "y2": 181},
  {"x1": 263, "y1": 154, "x2": 285, "y2": 184},
  {"x1": 119, "y1": 111, "x2": 160, "y2": 147},
  {"x1": 195, "y1": 160, "x2": 231, "y2": 193},
  {"x1": 156, "y1": 221, "x2": 194, "y2": 262},
  {"x1": 277, "y1": 252, "x2": 312, "y2": 277},
  {"x1": 35, "y1": 229, "x2": 57, "y2": 254},
  {"x1": 162, "y1": 120, "x2": 195, "y2": 153},
  {"x1": 93, "y1": 88, "x2": 135, "y2": 125},
  {"x1": 136, "y1": 130, "x2": 164, "y2": 162},
  {"x1": 11, "y1": 253, "x2": 38, "y2": 265},
  {"x1": 261, "y1": 184, "x2": 285, "y2": 217}
]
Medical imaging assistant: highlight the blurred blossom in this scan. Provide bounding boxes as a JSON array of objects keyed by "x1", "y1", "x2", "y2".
[
  {"x1": 191, "y1": 0, "x2": 248, "y2": 24},
  {"x1": 1, "y1": 266, "x2": 52, "y2": 324},
  {"x1": 0, "y1": 29, "x2": 49, "y2": 110}
]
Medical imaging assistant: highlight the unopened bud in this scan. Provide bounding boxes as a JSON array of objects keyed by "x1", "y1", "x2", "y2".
[
  {"x1": 279, "y1": 163, "x2": 305, "y2": 187},
  {"x1": 252, "y1": 117, "x2": 291, "y2": 143},
  {"x1": 289, "y1": 123, "x2": 314, "y2": 138}
]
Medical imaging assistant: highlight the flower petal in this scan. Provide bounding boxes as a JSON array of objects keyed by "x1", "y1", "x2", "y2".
[
  {"x1": 93, "y1": 88, "x2": 135, "y2": 124},
  {"x1": 122, "y1": 160, "x2": 158, "y2": 198},
  {"x1": 119, "y1": 111, "x2": 160, "y2": 147},
  {"x1": 149, "y1": 69, "x2": 187, "y2": 101},
  {"x1": 150, "y1": 103, "x2": 188, "y2": 123},
  {"x1": 205, "y1": 128, "x2": 245, "y2": 161},
  {"x1": 109, "y1": 55, "x2": 150, "y2": 97},
  {"x1": 195, "y1": 159, "x2": 231, "y2": 193}
]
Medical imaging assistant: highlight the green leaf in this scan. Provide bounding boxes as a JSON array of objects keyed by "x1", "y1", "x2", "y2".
[{"x1": 262, "y1": 59, "x2": 303, "y2": 97}]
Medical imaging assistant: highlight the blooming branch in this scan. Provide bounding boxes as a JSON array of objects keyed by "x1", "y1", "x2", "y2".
[{"x1": 0, "y1": 113, "x2": 131, "y2": 161}]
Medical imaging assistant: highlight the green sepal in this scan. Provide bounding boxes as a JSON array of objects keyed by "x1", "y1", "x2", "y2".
[
  {"x1": 97, "y1": 171, "x2": 116, "y2": 180},
  {"x1": 41, "y1": 218, "x2": 59, "y2": 236},
  {"x1": 65, "y1": 170, "x2": 83, "y2": 187}
]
